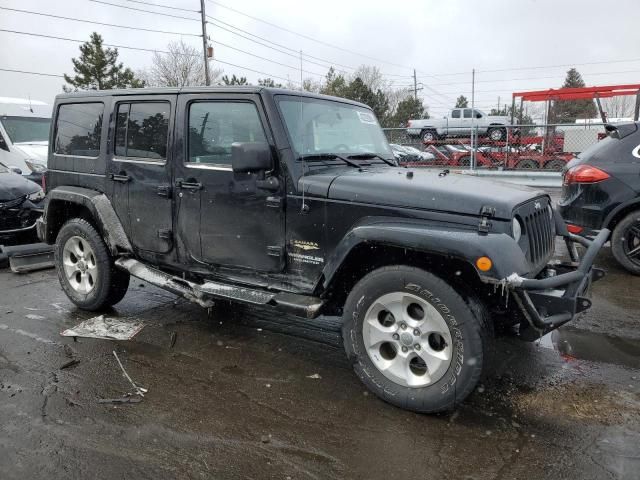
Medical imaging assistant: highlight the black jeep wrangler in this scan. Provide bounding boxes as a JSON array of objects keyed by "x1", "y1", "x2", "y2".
[{"x1": 38, "y1": 87, "x2": 608, "y2": 413}]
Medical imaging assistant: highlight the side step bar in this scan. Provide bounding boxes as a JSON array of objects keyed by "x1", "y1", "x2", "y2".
[{"x1": 115, "y1": 258, "x2": 324, "y2": 318}]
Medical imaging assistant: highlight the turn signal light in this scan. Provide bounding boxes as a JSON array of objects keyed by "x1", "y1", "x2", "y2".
[
  {"x1": 476, "y1": 256, "x2": 493, "y2": 271},
  {"x1": 566, "y1": 224, "x2": 583, "y2": 234},
  {"x1": 564, "y1": 165, "x2": 610, "y2": 185}
]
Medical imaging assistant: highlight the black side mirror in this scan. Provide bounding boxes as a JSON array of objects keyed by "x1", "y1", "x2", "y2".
[
  {"x1": 476, "y1": 113, "x2": 482, "y2": 119},
  {"x1": 0, "y1": 135, "x2": 9, "y2": 152},
  {"x1": 231, "y1": 142, "x2": 273, "y2": 173},
  {"x1": 9, "y1": 166, "x2": 22, "y2": 175}
]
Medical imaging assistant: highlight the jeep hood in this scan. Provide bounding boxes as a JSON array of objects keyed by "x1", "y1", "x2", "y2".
[{"x1": 300, "y1": 168, "x2": 541, "y2": 219}]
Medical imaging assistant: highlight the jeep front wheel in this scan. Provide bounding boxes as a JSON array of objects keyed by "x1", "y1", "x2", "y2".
[
  {"x1": 55, "y1": 218, "x2": 130, "y2": 311},
  {"x1": 342, "y1": 266, "x2": 488, "y2": 413}
]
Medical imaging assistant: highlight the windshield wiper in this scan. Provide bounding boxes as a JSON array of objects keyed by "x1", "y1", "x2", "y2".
[
  {"x1": 297, "y1": 153, "x2": 361, "y2": 168},
  {"x1": 347, "y1": 153, "x2": 396, "y2": 166}
]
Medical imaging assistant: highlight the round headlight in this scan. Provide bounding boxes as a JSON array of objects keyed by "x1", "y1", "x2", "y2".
[{"x1": 512, "y1": 217, "x2": 522, "y2": 242}]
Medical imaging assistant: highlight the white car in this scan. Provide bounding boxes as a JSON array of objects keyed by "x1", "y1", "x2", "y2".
[{"x1": 0, "y1": 97, "x2": 51, "y2": 179}]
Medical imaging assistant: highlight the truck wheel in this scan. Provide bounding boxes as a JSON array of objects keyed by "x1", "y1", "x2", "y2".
[
  {"x1": 54, "y1": 218, "x2": 130, "y2": 311},
  {"x1": 342, "y1": 266, "x2": 489, "y2": 413},
  {"x1": 487, "y1": 127, "x2": 506, "y2": 141},
  {"x1": 515, "y1": 159, "x2": 538, "y2": 169},
  {"x1": 544, "y1": 159, "x2": 566, "y2": 171},
  {"x1": 421, "y1": 130, "x2": 438, "y2": 142},
  {"x1": 611, "y1": 211, "x2": 640, "y2": 275},
  {"x1": 459, "y1": 156, "x2": 471, "y2": 168}
]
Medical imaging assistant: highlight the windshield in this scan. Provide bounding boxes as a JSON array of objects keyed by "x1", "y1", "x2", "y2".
[
  {"x1": 277, "y1": 95, "x2": 393, "y2": 160},
  {"x1": 0, "y1": 116, "x2": 51, "y2": 143}
]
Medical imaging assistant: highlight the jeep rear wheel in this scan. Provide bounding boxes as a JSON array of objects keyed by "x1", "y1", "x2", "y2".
[
  {"x1": 55, "y1": 218, "x2": 130, "y2": 311},
  {"x1": 342, "y1": 266, "x2": 489, "y2": 413}
]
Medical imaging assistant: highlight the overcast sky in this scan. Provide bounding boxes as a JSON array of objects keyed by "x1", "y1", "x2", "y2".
[{"x1": 2, "y1": 0, "x2": 640, "y2": 118}]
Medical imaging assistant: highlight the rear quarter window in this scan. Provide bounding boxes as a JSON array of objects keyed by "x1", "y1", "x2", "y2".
[{"x1": 54, "y1": 102, "x2": 104, "y2": 157}]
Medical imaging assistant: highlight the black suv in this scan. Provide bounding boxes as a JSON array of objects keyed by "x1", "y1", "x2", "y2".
[
  {"x1": 38, "y1": 87, "x2": 607, "y2": 413},
  {"x1": 560, "y1": 123, "x2": 640, "y2": 275}
]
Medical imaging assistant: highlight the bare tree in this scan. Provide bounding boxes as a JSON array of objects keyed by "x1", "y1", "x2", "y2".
[
  {"x1": 600, "y1": 95, "x2": 635, "y2": 119},
  {"x1": 141, "y1": 41, "x2": 221, "y2": 87}
]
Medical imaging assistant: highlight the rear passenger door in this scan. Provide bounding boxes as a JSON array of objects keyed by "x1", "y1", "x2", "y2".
[{"x1": 107, "y1": 95, "x2": 175, "y2": 254}]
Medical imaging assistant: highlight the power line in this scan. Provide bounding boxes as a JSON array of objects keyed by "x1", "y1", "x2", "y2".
[
  {"x1": 0, "y1": 6, "x2": 201, "y2": 36},
  {"x1": 205, "y1": 0, "x2": 416, "y2": 73},
  {"x1": 88, "y1": 0, "x2": 199, "y2": 21},
  {"x1": 0, "y1": 67, "x2": 63, "y2": 78},
  {"x1": 419, "y1": 57, "x2": 640, "y2": 79},
  {"x1": 122, "y1": 0, "x2": 199, "y2": 13}
]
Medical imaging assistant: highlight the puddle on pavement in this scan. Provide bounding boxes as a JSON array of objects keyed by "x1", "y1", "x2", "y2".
[{"x1": 539, "y1": 327, "x2": 640, "y2": 369}]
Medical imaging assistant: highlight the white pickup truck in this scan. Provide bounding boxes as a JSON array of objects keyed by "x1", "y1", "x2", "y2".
[{"x1": 407, "y1": 108, "x2": 515, "y2": 142}]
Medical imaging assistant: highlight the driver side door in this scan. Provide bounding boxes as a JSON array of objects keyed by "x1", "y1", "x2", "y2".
[{"x1": 174, "y1": 93, "x2": 285, "y2": 273}]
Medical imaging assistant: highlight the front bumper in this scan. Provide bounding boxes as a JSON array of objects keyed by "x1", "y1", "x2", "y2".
[
  {"x1": 506, "y1": 228, "x2": 609, "y2": 340},
  {"x1": 0, "y1": 198, "x2": 43, "y2": 238}
]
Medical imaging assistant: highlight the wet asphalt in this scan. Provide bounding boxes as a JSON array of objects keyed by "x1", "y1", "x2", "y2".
[{"x1": 1, "y1": 229, "x2": 640, "y2": 479}]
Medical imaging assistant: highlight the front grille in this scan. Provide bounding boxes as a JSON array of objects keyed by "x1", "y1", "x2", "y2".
[{"x1": 515, "y1": 197, "x2": 555, "y2": 271}]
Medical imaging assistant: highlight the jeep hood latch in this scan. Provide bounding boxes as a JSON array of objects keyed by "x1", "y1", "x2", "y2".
[{"x1": 478, "y1": 205, "x2": 496, "y2": 235}]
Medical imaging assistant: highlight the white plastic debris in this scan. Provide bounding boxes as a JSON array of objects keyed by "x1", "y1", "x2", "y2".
[
  {"x1": 306, "y1": 373, "x2": 322, "y2": 379},
  {"x1": 61, "y1": 315, "x2": 144, "y2": 340}
]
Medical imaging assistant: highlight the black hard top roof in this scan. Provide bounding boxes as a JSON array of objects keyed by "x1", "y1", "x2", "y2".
[{"x1": 55, "y1": 86, "x2": 370, "y2": 109}]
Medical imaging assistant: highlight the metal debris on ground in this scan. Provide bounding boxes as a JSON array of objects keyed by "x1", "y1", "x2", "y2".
[
  {"x1": 169, "y1": 331, "x2": 177, "y2": 348},
  {"x1": 112, "y1": 350, "x2": 147, "y2": 397},
  {"x1": 61, "y1": 315, "x2": 145, "y2": 340},
  {"x1": 59, "y1": 359, "x2": 80, "y2": 370},
  {"x1": 98, "y1": 397, "x2": 143, "y2": 404}
]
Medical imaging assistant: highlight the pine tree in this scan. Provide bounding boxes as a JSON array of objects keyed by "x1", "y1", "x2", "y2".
[
  {"x1": 390, "y1": 96, "x2": 427, "y2": 127},
  {"x1": 552, "y1": 68, "x2": 597, "y2": 122},
  {"x1": 221, "y1": 74, "x2": 249, "y2": 85},
  {"x1": 455, "y1": 95, "x2": 468, "y2": 108},
  {"x1": 63, "y1": 33, "x2": 144, "y2": 91}
]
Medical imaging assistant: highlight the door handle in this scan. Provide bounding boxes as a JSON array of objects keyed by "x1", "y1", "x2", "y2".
[
  {"x1": 176, "y1": 179, "x2": 202, "y2": 190},
  {"x1": 109, "y1": 173, "x2": 131, "y2": 183}
]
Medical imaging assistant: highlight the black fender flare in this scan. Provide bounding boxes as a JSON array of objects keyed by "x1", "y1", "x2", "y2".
[
  {"x1": 320, "y1": 219, "x2": 530, "y2": 290},
  {"x1": 603, "y1": 197, "x2": 640, "y2": 230},
  {"x1": 41, "y1": 186, "x2": 132, "y2": 254}
]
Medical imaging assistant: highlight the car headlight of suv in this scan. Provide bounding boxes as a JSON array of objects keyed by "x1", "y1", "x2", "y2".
[
  {"x1": 512, "y1": 217, "x2": 523, "y2": 242},
  {"x1": 28, "y1": 188, "x2": 45, "y2": 202},
  {"x1": 24, "y1": 159, "x2": 46, "y2": 173}
]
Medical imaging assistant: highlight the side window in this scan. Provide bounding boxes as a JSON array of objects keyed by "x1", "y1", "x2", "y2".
[
  {"x1": 55, "y1": 103, "x2": 103, "y2": 157},
  {"x1": 114, "y1": 102, "x2": 169, "y2": 161},
  {"x1": 187, "y1": 101, "x2": 266, "y2": 166},
  {"x1": 463, "y1": 109, "x2": 472, "y2": 118},
  {"x1": 451, "y1": 109, "x2": 461, "y2": 119}
]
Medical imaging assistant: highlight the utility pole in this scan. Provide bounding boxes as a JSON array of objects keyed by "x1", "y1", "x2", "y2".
[
  {"x1": 413, "y1": 69, "x2": 418, "y2": 100},
  {"x1": 300, "y1": 50, "x2": 304, "y2": 91},
  {"x1": 200, "y1": 0, "x2": 210, "y2": 86},
  {"x1": 470, "y1": 68, "x2": 476, "y2": 170}
]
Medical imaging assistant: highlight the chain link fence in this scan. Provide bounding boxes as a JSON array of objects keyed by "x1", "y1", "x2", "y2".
[{"x1": 383, "y1": 122, "x2": 611, "y2": 171}]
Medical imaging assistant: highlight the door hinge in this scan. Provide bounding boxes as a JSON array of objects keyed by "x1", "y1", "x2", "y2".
[
  {"x1": 478, "y1": 205, "x2": 496, "y2": 235},
  {"x1": 267, "y1": 245, "x2": 284, "y2": 258},
  {"x1": 266, "y1": 196, "x2": 282, "y2": 208},
  {"x1": 158, "y1": 228, "x2": 172, "y2": 240}
]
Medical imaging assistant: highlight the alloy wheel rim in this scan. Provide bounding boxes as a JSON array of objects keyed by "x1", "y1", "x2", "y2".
[
  {"x1": 490, "y1": 130, "x2": 503, "y2": 141},
  {"x1": 62, "y1": 235, "x2": 98, "y2": 294},
  {"x1": 623, "y1": 222, "x2": 640, "y2": 266},
  {"x1": 362, "y1": 292, "x2": 453, "y2": 388}
]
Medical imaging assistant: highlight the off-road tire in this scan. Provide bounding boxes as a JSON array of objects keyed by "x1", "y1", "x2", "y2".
[
  {"x1": 421, "y1": 129, "x2": 438, "y2": 143},
  {"x1": 342, "y1": 265, "x2": 490, "y2": 413},
  {"x1": 55, "y1": 218, "x2": 130, "y2": 310},
  {"x1": 611, "y1": 210, "x2": 640, "y2": 275}
]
